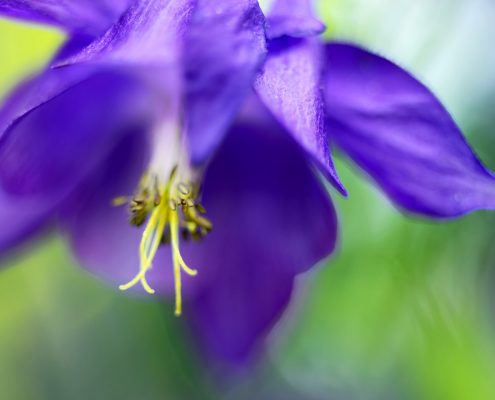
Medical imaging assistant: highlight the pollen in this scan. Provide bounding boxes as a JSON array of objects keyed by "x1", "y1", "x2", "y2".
[{"x1": 115, "y1": 167, "x2": 212, "y2": 316}]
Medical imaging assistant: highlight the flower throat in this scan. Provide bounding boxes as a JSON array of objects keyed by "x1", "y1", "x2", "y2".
[{"x1": 114, "y1": 166, "x2": 212, "y2": 316}]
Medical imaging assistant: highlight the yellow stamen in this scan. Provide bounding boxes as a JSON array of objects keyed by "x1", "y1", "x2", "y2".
[
  {"x1": 119, "y1": 202, "x2": 163, "y2": 294},
  {"x1": 119, "y1": 270, "x2": 155, "y2": 294},
  {"x1": 170, "y1": 212, "x2": 198, "y2": 276},
  {"x1": 112, "y1": 196, "x2": 129, "y2": 207},
  {"x1": 119, "y1": 203, "x2": 165, "y2": 294},
  {"x1": 169, "y1": 210, "x2": 199, "y2": 316},
  {"x1": 117, "y1": 169, "x2": 209, "y2": 315},
  {"x1": 171, "y1": 215, "x2": 182, "y2": 316}
]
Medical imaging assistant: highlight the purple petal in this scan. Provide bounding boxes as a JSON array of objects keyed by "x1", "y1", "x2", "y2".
[
  {"x1": 0, "y1": 189, "x2": 53, "y2": 255},
  {"x1": 0, "y1": 69, "x2": 157, "y2": 198},
  {"x1": 63, "y1": 96, "x2": 337, "y2": 366},
  {"x1": 0, "y1": 66, "x2": 155, "y2": 255},
  {"x1": 183, "y1": 0, "x2": 266, "y2": 166},
  {"x1": 58, "y1": 0, "x2": 195, "y2": 67},
  {"x1": 0, "y1": 0, "x2": 182, "y2": 166},
  {"x1": 59, "y1": 0, "x2": 266, "y2": 167},
  {"x1": 324, "y1": 43, "x2": 495, "y2": 217},
  {"x1": 0, "y1": 66, "x2": 101, "y2": 144},
  {"x1": 53, "y1": 34, "x2": 97, "y2": 62},
  {"x1": 58, "y1": 130, "x2": 178, "y2": 293},
  {"x1": 0, "y1": 57, "x2": 154, "y2": 255},
  {"x1": 254, "y1": 37, "x2": 346, "y2": 194},
  {"x1": 0, "y1": 0, "x2": 131, "y2": 35},
  {"x1": 186, "y1": 104, "x2": 338, "y2": 366},
  {"x1": 265, "y1": 0, "x2": 326, "y2": 39},
  {"x1": 0, "y1": 2, "x2": 183, "y2": 163}
]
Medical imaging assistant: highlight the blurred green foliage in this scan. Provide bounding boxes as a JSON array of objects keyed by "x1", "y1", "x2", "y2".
[{"x1": 1, "y1": 1, "x2": 495, "y2": 399}]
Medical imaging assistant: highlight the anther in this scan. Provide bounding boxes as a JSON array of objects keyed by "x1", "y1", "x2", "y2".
[
  {"x1": 112, "y1": 196, "x2": 129, "y2": 206},
  {"x1": 177, "y1": 182, "x2": 190, "y2": 196},
  {"x1": 168, "y1": 199, "x2": 177, "y2": 211},
  {"x1": 195, "y1": 204, "x2": 206, "y2": 214},
  {"x1": 185, "y1": 199, "x2": 195, "y2": 208}
]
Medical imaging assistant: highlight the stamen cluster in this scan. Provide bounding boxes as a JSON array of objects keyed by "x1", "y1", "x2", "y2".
[{"x1": 114, "y1": 167, "x2": 212, "y2": 315}]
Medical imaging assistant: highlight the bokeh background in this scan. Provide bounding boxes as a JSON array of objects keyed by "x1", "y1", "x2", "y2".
[{"x1": 1, "y1": 0, "x2": 495, "y2": 399}]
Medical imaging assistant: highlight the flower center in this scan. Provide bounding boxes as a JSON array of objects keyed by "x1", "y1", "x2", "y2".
[{"x1": 114, "y1": 166, "x2": 212, "y2": 316}]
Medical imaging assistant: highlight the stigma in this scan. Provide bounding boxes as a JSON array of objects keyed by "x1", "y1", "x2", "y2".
[{"x1": 114, "y1": 166, "x2": 212, "y2": 316}]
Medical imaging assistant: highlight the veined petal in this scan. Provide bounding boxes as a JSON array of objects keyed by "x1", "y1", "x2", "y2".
[
  {"x1": 255, "y1": 37, "x2": 345, "y2": 194},
  {"x1": 265, "y1": 0, "x2": 326, "y2": 39},
  {"x1": 0, "y1": 0, "x2": 131, "y2": 35},
  {"x1": 185, "y1": 101, "x2": 338, "y2": 366},
  {"x1": 60, "y1": 0, "x2": 266, "y2": 167},
  {"x1": 1, "y1": 1, "x2": 183, "y2": 157},
  {"x1": 184, "y1": 0, "x2": 266, "y2": 166},
  {"x1": 53, "y1": 34, "x2": 97, "y2": 61},
  {"x1": 324, "y1": 43, "x2": 495, "y2": 217},
  {"x1": 57, "y1": 0, "x2": 195, "y2": 67}
]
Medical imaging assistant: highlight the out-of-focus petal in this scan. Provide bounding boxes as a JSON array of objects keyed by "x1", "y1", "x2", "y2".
[
  {"x1": 0, "y1": 66, "x2": 100, "y2": 144},
  {"x1": 324, "y1": 43, "x2": 495, "y2": 217},
  {"x1": 183, "y1": 0, "x2": 266, "y2": 166},
  {"x1": 185, "y1": 103, "x2": 338, "y2": 366},
  {"x1": 255, "y1": 37, "x2": 345, "y2": 194},
  {"x1": 265, "y1": 0, "x2": 326, "y2": 39},
  {"x1": 0, "y1": 69, "x2": 157, "y2": 198},
  {"x1": 0, "y1": 36, "x2": 95, "y2": 145},
  {"x1": 0, "y1": 66, "x2": 157, "y2": 255},
  {"x1": 58, "y1": 130, "x2": 177, "y2": 292},
  {"x1": 0, "y1": 189, "x2": 53, "y2": 255},
  {"x1": 0, "y1": 0, "x2": 131, "y2": 35}
]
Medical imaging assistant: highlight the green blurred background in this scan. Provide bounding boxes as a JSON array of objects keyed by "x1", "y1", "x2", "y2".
[{"x1": 1, "y1": 1, "x2": 495, "y2": 399}]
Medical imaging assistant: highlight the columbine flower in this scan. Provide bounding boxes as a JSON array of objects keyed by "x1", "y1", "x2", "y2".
[{"x1": 1, "y1": 0, "x2": 495, "y2": 366}]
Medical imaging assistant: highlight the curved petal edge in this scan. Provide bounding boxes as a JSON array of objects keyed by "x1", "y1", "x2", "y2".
[{"x1": 323, "y1": 42, "x2": 495, "y2": 218}]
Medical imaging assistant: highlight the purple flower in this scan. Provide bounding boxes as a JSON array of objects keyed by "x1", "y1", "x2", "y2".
[{"x1": 1, "y1": 0, "x2": 495, "y2": 367}]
